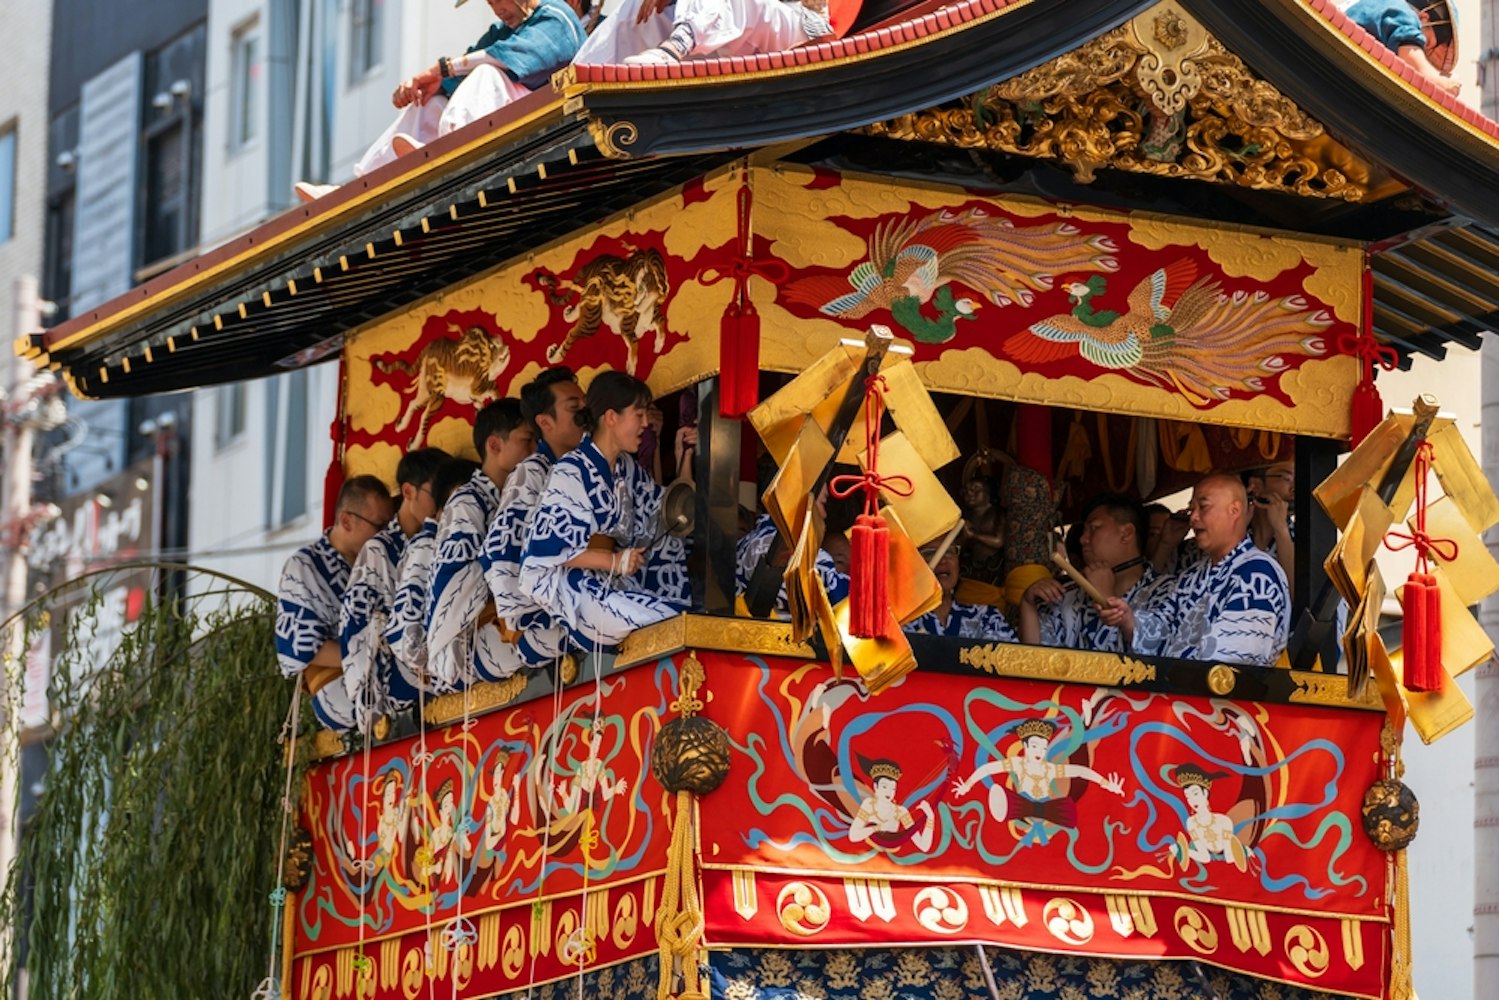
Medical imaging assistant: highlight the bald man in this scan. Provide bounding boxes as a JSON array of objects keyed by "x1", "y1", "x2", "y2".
[{"x1": 1103, "y1": 473, "x2": 1289, "y2": 666}]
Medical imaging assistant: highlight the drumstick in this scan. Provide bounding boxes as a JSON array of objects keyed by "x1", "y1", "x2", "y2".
[
  {"x1": 1051, "y1": 549, "x2": 1109, "y2": 606},
  {"x1": 927, "y1": 520, "x2": 965, "y2": 570}
]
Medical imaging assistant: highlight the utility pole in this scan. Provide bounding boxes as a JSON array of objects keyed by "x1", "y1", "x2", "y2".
[{"x1": 0, "y1": 274, "x2": 41, "y2": 980}]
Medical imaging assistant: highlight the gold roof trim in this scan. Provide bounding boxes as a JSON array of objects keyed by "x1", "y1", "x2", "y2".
[{"x1": 865, "y1": 0, "x2": 1395, "y2": 202}]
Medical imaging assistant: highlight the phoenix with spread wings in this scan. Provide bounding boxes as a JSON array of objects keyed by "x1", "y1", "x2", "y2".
[
  {"x1": 1004, "y1": 259, "x2": 1331, "y2": 405},
  {"x1": 784, "y1": 208, "x2": 1118, "y2": 343}
]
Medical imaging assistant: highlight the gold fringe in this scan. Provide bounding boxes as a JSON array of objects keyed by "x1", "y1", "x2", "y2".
[{"x1": 655, "y1": 790, "x2": 707, "y2": 1000}]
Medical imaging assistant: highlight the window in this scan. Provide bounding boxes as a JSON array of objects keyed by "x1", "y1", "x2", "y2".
[
  {"x1": 265, "y1": 371, "x2": 309, "y2": 527},
  {"x1": 215, "y1": 383, "x2": 246, "y2": 450},
  {"x1": 229, "y1": 20, "x2": 260, "y2": 152},
  {"x1": 349, "y1": 0, "x2": 384, "y2": 83},
  {"x1": 138, "y1": 25, "x2": 204, "y2": 272},
  {"x1": 0, "y1": 124, "x2": 16, "y2": 244}
]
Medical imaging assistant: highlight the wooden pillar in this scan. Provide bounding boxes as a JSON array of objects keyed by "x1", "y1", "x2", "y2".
[{"x1": 693, "y1": 378, "x2": 742, "y2": 613}]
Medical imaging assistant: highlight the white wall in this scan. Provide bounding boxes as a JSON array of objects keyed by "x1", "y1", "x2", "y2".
[
  {"x1": 0, "y1": 0, "x2": 53, "y2": 334},
  {"x1": 187, "y1": 364, "x2": 337, "y2": 597}
]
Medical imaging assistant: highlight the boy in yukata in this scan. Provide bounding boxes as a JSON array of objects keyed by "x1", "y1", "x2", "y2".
[{"x1": 521, "y1": 372, "x2": 691, "y2": 649}]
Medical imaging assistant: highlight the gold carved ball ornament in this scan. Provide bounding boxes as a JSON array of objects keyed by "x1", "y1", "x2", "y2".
[
  {"x1": 651, "y1": 715, "x2": 732, "y2": 796},
  {"x1": 1361, "y1": 779, "x2": 1419, "y2": 852}
]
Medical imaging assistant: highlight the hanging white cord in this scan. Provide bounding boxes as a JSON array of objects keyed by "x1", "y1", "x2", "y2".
[{"x1": 252, "y1": 678, "x2": 303, "y2": 1000}]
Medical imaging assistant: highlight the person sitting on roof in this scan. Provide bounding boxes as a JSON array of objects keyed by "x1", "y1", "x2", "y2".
[
  {"x1": 276, "y1": 476, "x2": 395, "y2": 731},
  {"x1": 903, "y1": 541, "x2": 1017, "y2": 642},
  {"x1": 483, "y1": 366, "x2": 587, "y2": 667},
  {"x1": 520, "y1": 372, "x2": 692, "y2": 649},
  {"x1": 296, "y1": 0, "x2": 585, "y2": 200},
  {"x1": 387, "y1": 458, "x2": 481, "y2": 692},
  {"x1": 1339, "y1": 0, "x2": 1460, "y2": 95},
  {"x1": 1018, "y1": 495, "x2": 1173, "y2": 654},
  {"x1": 573, "y1": 0, "x2": 834, "y2": 67},
  {"x1": 1113, "y1": 473, "x2": 1290, "y2": 667},
  {"x1": 340, "y1": 446, "x2": 449, "y2": 730}
]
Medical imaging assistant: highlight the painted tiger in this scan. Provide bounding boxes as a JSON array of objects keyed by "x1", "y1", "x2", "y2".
[
  {"x1": 373, "y1": 324, "x2": 511, "y2": 447},
  {"x1": 540, "y1": 247, "x2": 670, "y2": 376}
]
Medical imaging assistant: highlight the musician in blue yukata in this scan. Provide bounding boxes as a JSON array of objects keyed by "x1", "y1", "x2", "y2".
[
  {"x1": 1245, "y1": 460, "x2": 1296, "y2": 600},
  {"x1": 735, "y1": 486, "x2": 850, "y2": 616},
  {"x1": 428, "y1": 400, "x2": 536, "y2": 689},
  {"x1": 276, "y1": 476, "x2": 395, "y2": 731},
  {"x1": 483, "y1": 367, "x2": 586, "y2": 667},
  {"x1": 1114, "y1": 474, "x2": 1290, "y2": 667},
  {"x1": 1018, "y1": 495, "x2": 1173, "y2": 653},
  {"x1": 339, "y1": 447, "x2": 448, "y2": 730},
  {"x1": 902, "y1": 541, "x2": 1016, "y2": 642},
  {"x1": 387, "y1": 458, "x2": 480, "y2": 691},
  {"x1": 521, "y1": 372, "x2": 692, "y2": 649}
]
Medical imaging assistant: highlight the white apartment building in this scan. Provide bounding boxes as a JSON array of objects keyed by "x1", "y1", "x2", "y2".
[
  {"x1": 0, "y1": 1, "x2": 52, "y2": 337},
  {"x1": 190, "y1": 0, "x2": 481, "y2": 594}
]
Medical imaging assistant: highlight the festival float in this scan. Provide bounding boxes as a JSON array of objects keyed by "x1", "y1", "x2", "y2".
[{"x1": 17, "y1": 1, "x2": 1499, "y2": 998}]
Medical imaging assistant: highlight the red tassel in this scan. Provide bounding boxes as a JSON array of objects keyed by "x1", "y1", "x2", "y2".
[
  {"x1": 1349, "y1": 381, "x2": 1384, "y2": 448},
  {"x1": 1402, "y1": 572, "x2": 1443, "y2": 692},
  {"x1": 719, "y1": 301, "x2": 760, "y2": 419},
  {"x1": 849, "y1": 513, "x2": 891, "y2": 639}
]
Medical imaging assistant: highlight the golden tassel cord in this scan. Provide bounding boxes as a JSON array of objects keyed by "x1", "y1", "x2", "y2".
[{"x1": 656, "y1": 790, "x2": 707, "y2": 1000}]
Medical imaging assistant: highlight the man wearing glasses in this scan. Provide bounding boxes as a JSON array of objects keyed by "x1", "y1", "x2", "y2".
[
  {"x1": 339, "y1": 448, "x2": 449, "y2": 731},
  {"x1": 276, "y1": 476, "x2": 396, "y2": 731}
]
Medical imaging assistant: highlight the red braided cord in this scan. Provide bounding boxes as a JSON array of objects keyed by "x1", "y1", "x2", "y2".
[
  {"x1": 1385, "y1": 441, "x2": 1458, "y2": 571},
  {"x1": 829, "y1": 374, "x2": 913, "y2": 516}
]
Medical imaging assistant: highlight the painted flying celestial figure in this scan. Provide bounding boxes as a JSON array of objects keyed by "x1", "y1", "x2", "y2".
[
  {"x1": 848, "y1": 757, "x2": 937, "y2": 853},
  {"x1": 955, "y1": 718, "x2": 1125, "y2": 831},
  {"x1": 1165, "y1": 763, "x2": 1254, "y2": 872},
  {"x1": 1006, "y1": 259, "x2": 1331, "y2": 405}
]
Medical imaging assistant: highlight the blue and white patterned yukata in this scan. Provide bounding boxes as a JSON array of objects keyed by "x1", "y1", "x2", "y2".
[
  {"x1": 482, "y1": 441, "x2": 568, "y2": 666},
  {"x1": 520, "y1": 436, "x2": 690, "y2": 649},
  {"x1": 339, "y1": 520, "x2": 408, "y2": 729},
  {"x1": 904, "y1": 600, "x2": 1018, "y2": 642},
  {"x1": 386, "y1": 518, "x2": 441, "y2": 694},
  {"x1": 426, "y1": 470, "x2": 525, "y2": 688},
  {"x1": 1132, "y1": 536, "x2": 1290, "y2": 666},
  {"x1": 734, "y1": 513, "x2": 850, "y2": 615},
  {"x1": 276, "y1": 535, "x2": 359, "y2": 731},
  {"x1": 1039, "y1": 566, "x2": 1174, "y2": 653}
]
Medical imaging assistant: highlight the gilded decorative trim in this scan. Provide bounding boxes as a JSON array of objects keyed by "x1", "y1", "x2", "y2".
[
  {"x1": 698, "y1": 863, "x2": 1390, "y2": 924},
  {"x1": 865, "y1": 3, "x2": 1385, "y2": 201},
  {"x1": 587, "y1": 118, "x2": 640, "y2": 160},
  {"x1": 425, "y1": 674, "x2": 530, "y2": 727},
  {"x1": 959, "y1": 643, "x2": 1157, "y2": 686},
  {"x1": 615, "y1": 614, "x2": 817, "y2": 670},
  {"x1": 1287, "y1": 670, "x2": 1384, "y2": 711}
]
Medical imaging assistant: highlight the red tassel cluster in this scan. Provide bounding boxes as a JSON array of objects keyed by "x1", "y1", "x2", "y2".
[
  {"x1": 1349, "y1": 382, "x2": 1384, "y2": 450},
  {"x1": 1386, "y1": 441, "x2": 1457, "y2": 692},
  {"x1": 830, "y1": 376, "x2": 913, "y2": 640},
  {"x1": 323, "y1": 357, "x2": 349, "y2": 529},
  {"x1": 1401, "y1": 572, "x2": 1443, "y2": 692},
  {"x1": 849, "y1": 513, "x2": 891, "y2": 637}
]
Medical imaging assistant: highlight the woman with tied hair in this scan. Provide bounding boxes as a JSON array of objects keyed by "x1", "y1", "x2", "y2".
[{"x1": 520, "y1": 372, "x2": 691, "y2": 648}]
